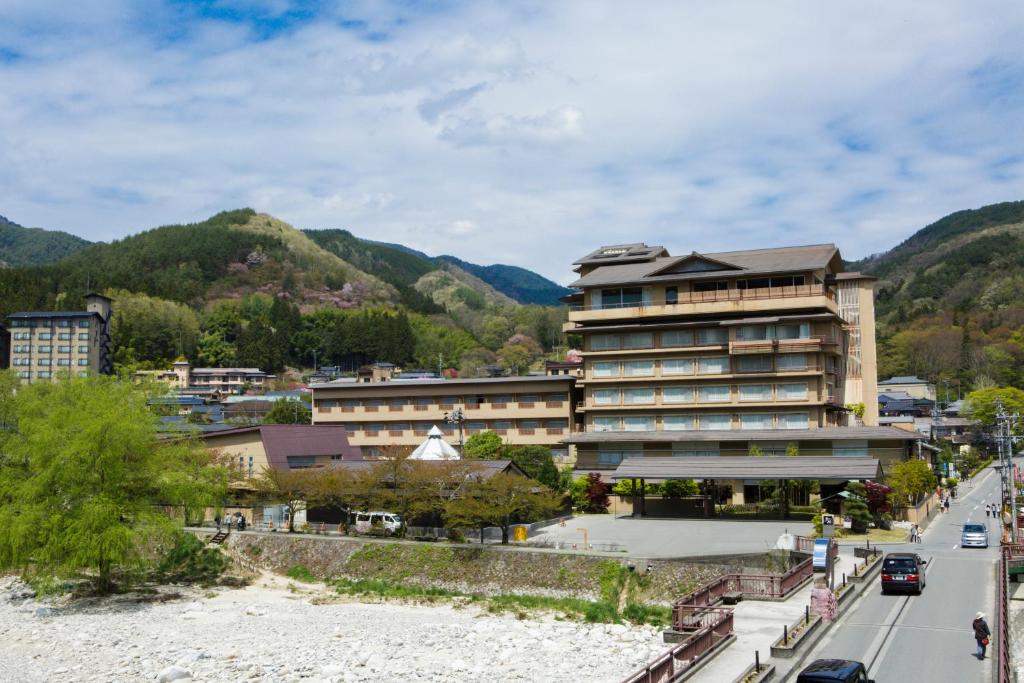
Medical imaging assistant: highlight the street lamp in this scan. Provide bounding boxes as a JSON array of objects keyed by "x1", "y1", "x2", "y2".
[{"x1": 443, "y1": 407, "x2": 466, "y2": 456}]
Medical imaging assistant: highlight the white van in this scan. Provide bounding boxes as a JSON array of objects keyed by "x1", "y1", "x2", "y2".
[{"x1": 354, "y1": 511, "x2": 402, "y2": 535}]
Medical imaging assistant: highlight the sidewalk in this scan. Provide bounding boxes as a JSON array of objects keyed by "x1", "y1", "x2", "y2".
[{"x1": 691, "y1": 549, "x2": 859, "y2": 681}]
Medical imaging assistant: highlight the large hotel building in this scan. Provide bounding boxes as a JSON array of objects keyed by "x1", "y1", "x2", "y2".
[{"x1": 5, "y1": 293, "x2": 113, "y2": 384}]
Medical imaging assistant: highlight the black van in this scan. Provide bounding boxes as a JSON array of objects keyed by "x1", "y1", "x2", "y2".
[{"x1": 796, "y1": 659, "x2": 874, "y2": 683}]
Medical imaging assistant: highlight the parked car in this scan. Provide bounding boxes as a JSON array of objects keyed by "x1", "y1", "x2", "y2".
[
  {"x1": 796, "y1": 659, "x2": 874, "y2": 683},
  {"x1": 354, "y1": 511, "x2": 402, "y2": 535},
  {"x1": 880, "y1": 552, "x2": 927, "y2": 594},
  {"x1": 961, "y1": 523, "x2": 989, "y2": 548}
]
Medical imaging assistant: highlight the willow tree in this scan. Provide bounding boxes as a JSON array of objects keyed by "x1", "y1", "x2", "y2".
[{"x1": 0, "y1": 375, "x2": 225, "y2": 593}]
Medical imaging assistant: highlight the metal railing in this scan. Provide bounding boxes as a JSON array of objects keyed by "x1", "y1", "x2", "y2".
[
  {"x1": 997, "y1": 544, "x2": 1024, "y2": 683},
  {"x1": 621, "y1": 608, "x2": 734, "y2": 683},
  {"x1": 573, "y1": 284, "x2": 836, "y2": 313}
]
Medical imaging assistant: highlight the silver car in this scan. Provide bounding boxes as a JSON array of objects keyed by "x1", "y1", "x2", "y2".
[{"x1": 961, "y1": 523, "x2": 989, "y2": 548}]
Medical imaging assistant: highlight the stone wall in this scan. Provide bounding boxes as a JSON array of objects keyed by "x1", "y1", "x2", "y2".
[{"x1": 219, "y1": 533, "x2": 729, "y2": 604}]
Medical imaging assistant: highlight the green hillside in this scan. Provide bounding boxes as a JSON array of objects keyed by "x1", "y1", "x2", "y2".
[
  {"x1": 437, "y1": 255, "x2": 571, "y2": 306},
  {"x1": 856, "y1": 201, "x2": 1024, "y2": 391},
  {"x1": 0, "y1": 215, "x2": 91, "y2": 267}
]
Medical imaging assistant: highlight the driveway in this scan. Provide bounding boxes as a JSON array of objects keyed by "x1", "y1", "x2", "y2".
[{"x1": 528, "y1": 514, "x2": 813, "y2": 558}]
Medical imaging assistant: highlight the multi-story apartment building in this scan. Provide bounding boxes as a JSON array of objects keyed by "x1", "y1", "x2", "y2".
[
  {"x1": 136, "y1": 360, "x2": 273, "y2": 395},
  {"x1": 559, "y1": 243, "x2": 902, "y2": 480},
  {"x1": 310, "y1": 375, "x2": 577, "y2": 462},
  {"x1": 6, "y1": 293, "x2": 113, "y2": 383}
]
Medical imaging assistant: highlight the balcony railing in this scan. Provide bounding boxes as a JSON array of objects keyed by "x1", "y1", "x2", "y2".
[{"x1": 572, "y1": 283, "x2": 835, "y2": 312}]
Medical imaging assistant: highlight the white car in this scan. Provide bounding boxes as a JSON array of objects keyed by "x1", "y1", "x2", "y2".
[
  {"x1": 961, "y1": 523, "x2": 989, "y2": 548},
  {"x1": 354, "y1": 511, "x2": 402, "y2": 534}
]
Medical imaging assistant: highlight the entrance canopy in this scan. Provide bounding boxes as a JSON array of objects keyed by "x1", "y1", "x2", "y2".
[{"x1": 610, "y1": 456, "x2": 882, "y2": 483}]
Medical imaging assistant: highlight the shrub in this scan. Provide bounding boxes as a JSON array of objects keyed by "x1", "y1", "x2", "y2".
[
  {"x1": 286, "y1": 565, "x2": 316, "y2": 583},
  {"x1": 156, "y1": 533, "x2": 229, "y2": 585}
]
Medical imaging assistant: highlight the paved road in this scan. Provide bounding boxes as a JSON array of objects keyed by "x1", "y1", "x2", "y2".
[{"x1": 792, "y1": 465, "x2": 1002, "y2": 682}]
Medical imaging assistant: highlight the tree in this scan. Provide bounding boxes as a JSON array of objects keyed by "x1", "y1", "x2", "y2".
[
  {"x1": 662, "y1": 479, "x2": 700, "y2": 498},
  {"x1": 501, "y1": 445, "x2": 560, "y2": 489},
  {"x1": 458, "y1": 347, "x2": 497, "y2": 378},
  {"x1": 497, "y1": 342, "x2": 533, "y2": 376},
  {"x1": 0, "y1": 376, "x2": 226, "y2": 593},
  {"x1": 887, "y1": 460, "x2": 938, "y2": 507},
  {"x1": 464, "y1": 431, "x2": 503, "y2": 459},
  {"x1": 445, "y1": 473, "x2": 561, "y2": 544},
  {"x1": 263, "y1": 398, "x2": 311, "y2": 425},
  {"x1": 843, "y1": 482, "x2": 874, "y2": 533},
  {"x1": 581, "y1": 473, "x2": 610, "y2": 513},
  {"x1": 963, "y1": 387, "x2": 1024, "y2": 427},
  {"x1": 255, "y1": 467, "x2": 319, "y2": 532}
]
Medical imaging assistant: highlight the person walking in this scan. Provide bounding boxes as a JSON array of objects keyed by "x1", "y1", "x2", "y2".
[
  {"x1": 944, "y1": 498, "x2": 951, "y2": 514},
  {"x1": 973, "y1": 612, "x2": 991, "y2": 660},
  {"x1": 985, "y1": 504, "x2": 991, "y2": 518},
  {"x1": 909, "y1": 524, "x2": 918, "y2": 543}
]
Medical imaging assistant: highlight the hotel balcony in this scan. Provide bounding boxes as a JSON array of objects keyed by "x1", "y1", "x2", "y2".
[
  {"x1": 566, "y1": 284, "x2": 838, "y2": 324},
  {"x1": 729, "y1": 336, "x2": 840, "y2": 355}
]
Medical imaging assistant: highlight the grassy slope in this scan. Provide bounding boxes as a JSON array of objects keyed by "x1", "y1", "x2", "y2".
[{"x1": 0, "y1": 216, "x2": 92, "y2": 267}]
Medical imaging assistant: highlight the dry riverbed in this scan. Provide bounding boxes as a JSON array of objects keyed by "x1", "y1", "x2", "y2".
[{"x1": 0, "y1": 574, "x2": 665, "y2": 682}]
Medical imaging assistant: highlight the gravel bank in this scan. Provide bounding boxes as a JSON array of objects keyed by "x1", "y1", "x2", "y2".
[{"x1": 0, "y1": 574, "x2": 665, "y2": 683}]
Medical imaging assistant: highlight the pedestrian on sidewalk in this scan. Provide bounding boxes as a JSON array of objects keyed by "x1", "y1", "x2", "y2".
[
  {"x1": 973, "y1": 612, "x2": 991, "y2": 660},
  {"x1": 909, "y1": 524, "x2": 918, "y2": 543},
  {"x1": 944, "y1": 498, "x2": 951, "y2": 513},
  {"x1": 985, "y1": 504, "x2": 991, "y2": 518}
]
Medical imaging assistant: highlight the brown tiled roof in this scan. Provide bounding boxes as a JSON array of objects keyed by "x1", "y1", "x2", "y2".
[
  {"x1": 569, "y1": 244, "x2": 839, "y2": 288},
  {"x1": 610, "y1": 456, "x2": 883, "y2": 482},
  {"x1": 202, "y1": 425, "x2": 362, "y2": 468},
  {"x1": 332, "y1": 458, "x2": 527, "y2": 479}
]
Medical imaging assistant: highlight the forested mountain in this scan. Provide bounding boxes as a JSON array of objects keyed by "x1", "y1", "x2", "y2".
[
  {"x1": 0, "y1": 215, "x2": 91, "y2": 267},
  {"x1": 305, "y1": 228, "x2": 570, "y2": 306},
  {"x1": 853, "y1": 201, "x2": 1024, "y2": 392},
  {"x1": 0, "y1": 210, "x2": 569, "y2": 378}
]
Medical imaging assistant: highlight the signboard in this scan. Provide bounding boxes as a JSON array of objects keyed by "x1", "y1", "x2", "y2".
[
  {"x1": 822, "y1": 514, "x2": 835, "y2": 538},
  {"x1": 813, "y1": 538, "x2": 831, "y2": 571},
  {"x1": 513, "y1": 526, "x2": 528, "y2": 542}
]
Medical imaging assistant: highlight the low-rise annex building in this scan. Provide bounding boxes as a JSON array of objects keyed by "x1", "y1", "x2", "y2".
[
  {"x1": 310, "y1": 374, "x2": 578, "y2": 463},
  {"x1": 199, "y1": 424, "x2": 363, "y2": 480}
]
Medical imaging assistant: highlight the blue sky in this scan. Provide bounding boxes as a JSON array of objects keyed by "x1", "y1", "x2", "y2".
[{"x1": 2, "y1": 1, "x2": 1024, "y2": 282}]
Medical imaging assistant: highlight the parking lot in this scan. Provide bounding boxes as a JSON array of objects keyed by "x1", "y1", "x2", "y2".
[{"x1": 528, "y1": 514, "x2": 813, "y2": 558}]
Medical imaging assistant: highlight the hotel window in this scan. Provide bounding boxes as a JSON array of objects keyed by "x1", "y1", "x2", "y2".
[
  {"x1": 663, "y1": 415, "x2": 696, "y2": 431},
  {"x1": 777, "y1": 354, "x2": 807, "y2": 370},
  {"x1": 740, "y1": 413, "x2": 774, "y2": 430},
  {"x1": 58, "y1": 320, "x2": 70, "y2": 328},
  {"x1": 623, "y1": 360, "x2": 654, "y2": 377},
  {"x1": 598, "y1": 286, "x2": 646, "y2": 309},
  {"x1": 365, "y1": 399, "x2": 385, "y2": 407},
  {"x1": 693, "y1": 280, "x2": 727, "y2": 292},
  {"x1": 777, "y1": 382, "x2": 809, "y2": 400},
  {"x1": 492, "y1": 420, "x2": 513, "y2": 431},
  {"x1": 833, "y1": 440, "x2": 869, "y2": 457},
  {"x1": 58, "y1": 345, "x2": 71, "y2": 353},
  {"x1": 38, "y1": 333, "x2": 52, "y2": 340},
  {"x1": 662, "y1": 358, "x2": 694, "y2": 375},
  {"x1": 661, "y1": 329, "x2": 694, "y2": 347},
  {"x1": 57, "y1": 359, "x2": 71, "y2": 366},
  {"x1": 699, "y1": 385, "x2": 731, "y2": 402},
  {"x1": 78, "y1": 333, "x2": 90, "y2": 340},
  {"x1": 545, "y1": 393, "x2": 569, "y2": 403},
  {"x1": 13, "y1": 358, "x2": 29, "y2": 366},
  {"x1": 622, "y1": 388, "x2": 654, "y2": 405},
  {"x1": 593, "y1": 389, "x2": 620, "y2": 405},
  {"x1": 597, "y1": 445, "x2": 640, "y2": 466},
  {"x1": 37, "y1": 371, "x2": 52, "y2": 379},
  {"x1": 78, "y1": 371, "x2": 88, "y2": 377},
  {"x1": 78, "y1": 345, "x2": 89, "y2": 353},
  {"x1": 591, "y1": 334, "x2": 620, "y2": 351},
  {"x1": 779, "y1": 413, "x2": 809, "y2": 429},
  {"x1": 78, "y1": 320, "x2": 90, "y2": 328},
  {"x1": 38, "y1": 359, "x2": 51, "y2": 366},
  {"x1": 736, "y1": 325, "x2": 770, "y2": 341},
  {"x1": 490, "y1": 394, "x2": 514, "y2": 405},
  {"x1": 699, "y1": 414, "x2": 732, "y2": 431},
  {"x1": 593, "y1": 416, "x2": 620, "y2": 432},
  {"x1": 663, "y1": 386, "x2": 695, "y2": 404},
  {"x1": 672, "y1": 441, "x2": 720, "y2": 457},
  {"x1": 592, "y1": 361, "x2": 619, "y2": 377},
  {"x1": 389, "y1": 422, "x2": 411, "y2": 431},
  {"x1": 665, "y1": 286, "x2": 678, "y2": 304},
  {"x1": 77, "y1": 359, "x2": 89, "y2": 366},
  {"x1": 17, "y1": 371, "x2": 30, "y2": 379},
  {"x1": 551, "y1": 447, "x2": 569, "y2": 460},
  {"x1": 775, "y1": 323, "x2": 810, "y2": 340},
  {"x1": 519, "y1": 420, "x2": 540, "y2": 430},
  {"x1": 517, "y1": 394, "x2": 541, "y2": 404},
  {"x1": 622, "y1": 332, "x2": 654, "y2": 349},
  {"x1": 38, "y1": 345, "x2": 52, "y2": 353},
  {"x1": 414, "y1": 396, "x2": 434, "y2": 406},
  {"x1": 736, "y1": 355, "x2": 773, "y2": 373},
  {"x1": 696, "y1": 328, "x2": 728, "y2": 345},
  {"x1": 14, "y1": 332, "x2": 30, "y2": 340},
  {"x1": 739, "y1": 384, "x2": 772, "y2": 401},
  {"x1": 546, "y1": 419, "x2": 569, "y2": 429},
  {"x1": 389, "y1": 398, "x2": 409, "y2": 408},
  {"x1": 698, "y1": 356, "x2": 730, "y2": 375},
  {"x1": 58, "y1": 333, "x2": 71, "y2": 340},
  {"x1": 623, "y1": 416, "x2": 655, "y2": 431}
]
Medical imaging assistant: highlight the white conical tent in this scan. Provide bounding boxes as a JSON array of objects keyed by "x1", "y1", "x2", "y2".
[{"x1": 408, "y1": 425, "x2": 461, "y2": 460}]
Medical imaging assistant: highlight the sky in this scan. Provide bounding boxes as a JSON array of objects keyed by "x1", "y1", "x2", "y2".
[{"x1": 2, "y1": 1, "x2": 1024, "y2": 284}]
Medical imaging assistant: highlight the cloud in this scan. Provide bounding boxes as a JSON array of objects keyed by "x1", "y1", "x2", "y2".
[{"x1": 1, "y1": 1, "x2": 1024, "y2": 283}]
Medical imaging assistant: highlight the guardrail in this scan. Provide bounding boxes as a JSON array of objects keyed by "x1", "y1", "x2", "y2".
[{"x1": 621, "y1": 608, "x2": 734, "y2": 683}]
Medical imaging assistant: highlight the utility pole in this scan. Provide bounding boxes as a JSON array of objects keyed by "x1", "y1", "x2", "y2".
[
  {"x1": 995, "y1": 401, "x2": 1020, "y2": 542},
  {"x1": 443, "y1": 407, "x2": 465, "y2": 456}
]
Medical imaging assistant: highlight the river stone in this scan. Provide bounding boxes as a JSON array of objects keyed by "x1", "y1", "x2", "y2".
[{"x1": 156, "y1": 665, "x2": 192, "y2": 682}]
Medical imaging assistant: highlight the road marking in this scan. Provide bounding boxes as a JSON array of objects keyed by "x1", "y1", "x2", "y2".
[{"x1": 867, "y1": 556, "x2": 936, "y2": 678}]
